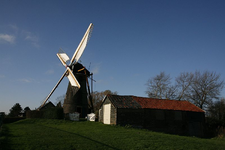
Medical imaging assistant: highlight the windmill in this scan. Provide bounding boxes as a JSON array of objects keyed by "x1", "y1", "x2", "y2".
[{"x1": 39, "y1": 23, "x2": 94, "y2": 117}]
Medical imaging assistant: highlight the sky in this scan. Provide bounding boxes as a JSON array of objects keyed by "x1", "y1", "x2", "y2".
[{"x1": 1, "y1": 0, "x2": 225, "y2": 113}]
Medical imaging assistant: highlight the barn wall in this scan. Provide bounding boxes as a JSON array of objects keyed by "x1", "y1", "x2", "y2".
[
  {"x1": 117, "y1": 109, "x2": 145, "y2": 128},
  {"x1": 186, "y1": 111, "x2": 205, "y2": 137},
  {"x1": 111, "y1": 105, "x2": 117, "y2": 124},
  {"x1": 144, "y1": 109, "x2": 189, "y2": 135},
  {"x1": 117, "y1": 108, "x2": 205, "y2": 137}
]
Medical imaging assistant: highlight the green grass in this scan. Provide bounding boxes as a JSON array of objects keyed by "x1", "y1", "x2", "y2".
[{"x1": 0, "y1": 119, "x2": 225, "y2": 150}]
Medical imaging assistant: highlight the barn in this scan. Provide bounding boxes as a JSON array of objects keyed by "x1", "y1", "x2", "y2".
[{"x1": 99, "y1": 94, "x2": 205, "y2": 137}]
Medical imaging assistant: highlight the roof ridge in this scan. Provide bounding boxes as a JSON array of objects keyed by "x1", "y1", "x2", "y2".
[{"x1": 132, "y1": 95, "x2": 187, "y2": 102}]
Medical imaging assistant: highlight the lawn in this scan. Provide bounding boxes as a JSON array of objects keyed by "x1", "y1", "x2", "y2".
[{"x1": 0, "y1": 119, "x2": 225, "y2": 150}]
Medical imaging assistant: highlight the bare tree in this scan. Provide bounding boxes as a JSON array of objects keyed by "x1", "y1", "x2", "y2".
[
  {"x1": 165, "y1": 85, "x2": 177, "y2": 100},
  {"x1": 175, "y1": 72, "x2": 194, "y2": 100},
  {"x1": 92, "y1": 90, "x2": 118, "y2": 105},
  {"x1": 146, "y1": 72, "x2": 175, "y2": 99},
  {"x1": 188, "y1": 71, "x2": 224, "y2": 109},
  {"x1": 146, "y1": 71, "x2": 224, "y2": 109},
  {"x1": 55, "y1": 94, "x2": 66, "y2": 107}
]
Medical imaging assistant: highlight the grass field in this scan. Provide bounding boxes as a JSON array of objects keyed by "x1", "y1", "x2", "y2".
[{"x1": 0, "y1": 119, "x2": 225, "y2": 150}]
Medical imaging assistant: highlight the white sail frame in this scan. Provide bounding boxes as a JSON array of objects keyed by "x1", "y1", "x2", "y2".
[
  {"x1": 70, "y1": 23, "x2": 93, "y2": 64},
  {"x1": 66, "y1": 67, "x2": 80, "y2": 88},
  {"x1": 57, "y1": 52, "x2": 70, "y2": 67}
]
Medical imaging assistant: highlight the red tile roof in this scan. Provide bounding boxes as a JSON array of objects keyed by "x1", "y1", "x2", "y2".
[
  {"x1": 106, "y1": 95, "x2": 204, "y2": 113},
  {"x1": 132, "y1": 96, "x2": 204, "y2": 112}
]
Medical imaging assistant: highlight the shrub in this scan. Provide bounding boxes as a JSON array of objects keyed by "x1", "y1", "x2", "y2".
[
  {"x1": 216, "y1": 126, "x2": 225, "y2": 138},
  {"x1": 43, "y1": 107, "x2": 64, "y2": 119}
]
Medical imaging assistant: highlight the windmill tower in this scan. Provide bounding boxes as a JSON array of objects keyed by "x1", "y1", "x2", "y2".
[
  {"x1": 39, "y1": 23, "x2": 94, "y2": 118},
  {"x1": 63, "y1": 62, "x2": 93, "y2": 118}
]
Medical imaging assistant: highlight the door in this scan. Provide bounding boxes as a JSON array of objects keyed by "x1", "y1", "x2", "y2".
[{"x1": 103, "y1": 104, "x2": 111, "y2": 124}]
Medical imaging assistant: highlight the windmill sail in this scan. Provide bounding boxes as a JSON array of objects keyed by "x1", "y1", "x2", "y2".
[
  {"x1": 57, "y1": 48, "x2": 70, "y2": 67},
  {"x1": 70, "y1": 23, "x2": 93, "y2": 64},
  {"x1": 66, "y1": 67, "x2": 80, "y2": 88}
]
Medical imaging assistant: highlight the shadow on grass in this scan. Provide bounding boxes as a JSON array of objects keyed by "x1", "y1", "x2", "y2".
[
  {"x1": 0, "y1": 126, "x2": 12, "y2": 150},
  {"x1": 40, "y1": 124, "x2": 121, "y2": 150}
]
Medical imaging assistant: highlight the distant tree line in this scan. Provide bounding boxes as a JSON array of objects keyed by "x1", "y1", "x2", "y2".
[{"x1": 8, "y1": 103, "x2": 30, "y2": 117}]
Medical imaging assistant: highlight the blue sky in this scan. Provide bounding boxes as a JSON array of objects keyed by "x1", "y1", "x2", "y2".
[{"x1": 1, "y1": 0, "x2": 225, "y2": 113}]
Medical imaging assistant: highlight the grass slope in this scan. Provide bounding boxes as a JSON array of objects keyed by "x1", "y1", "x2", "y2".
[{"x1": 0, "y1": 119, "x2": 225, "y2": 150}]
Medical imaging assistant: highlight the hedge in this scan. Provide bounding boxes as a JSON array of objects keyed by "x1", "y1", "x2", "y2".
[{"x1": 26, "y1": 107, "x2": 64, "y2": 119}]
